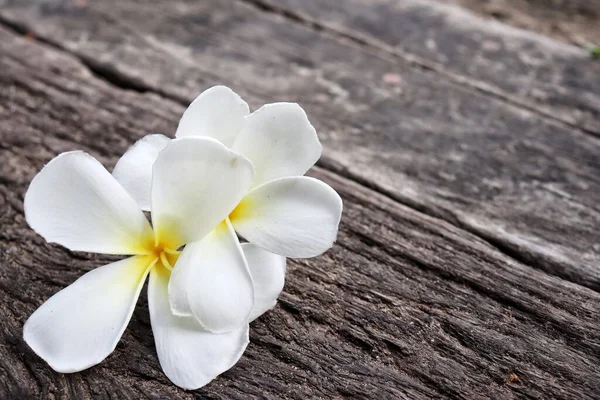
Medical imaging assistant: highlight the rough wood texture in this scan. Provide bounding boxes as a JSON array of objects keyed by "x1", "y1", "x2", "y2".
[
  {"x1": 443, "y1": 0, "x2": 600, "y2": 45},
  {"x1": 1, "y1": 0, "x2": 598, "y2": 290},
  {"x1": 267, "y1": 0, "x2": 600, "y2": 135},
  {"x1": 0, "y1": 1, "x2": 599, "y2": 399}
]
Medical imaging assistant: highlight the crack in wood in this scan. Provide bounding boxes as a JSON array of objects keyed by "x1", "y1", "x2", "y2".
[
  {"x1": 237, "y1": 0, "x2": 600, "y2": 140},
  {"x1": 0, "y1": 16, "x2": 155, "y2": 95}
]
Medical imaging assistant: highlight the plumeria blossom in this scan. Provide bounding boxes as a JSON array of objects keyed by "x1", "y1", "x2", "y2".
[
  {"x1": 24, "y1": 86, "x2": 343, "y2": 390},
  {"x1": 113, "y1": 88, "x2": 344, "y2": 324},
  {"x1": 22, "y1": 137, "x2": 290, "y2": 389}
]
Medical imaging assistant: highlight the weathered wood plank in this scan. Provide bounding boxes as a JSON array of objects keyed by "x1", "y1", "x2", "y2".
[
  {"x1": 266, "y1": 0, "x2": 600, "y2": 135},
  {"x1": 1, "y1": 26, "x2": 600, "y2": 399},
  {"x1": 441, "y1": 0, "x2": 600, "y2": 45},
  {"x1": 1, "y1": 0, "x2": 598, "y2": 290}
]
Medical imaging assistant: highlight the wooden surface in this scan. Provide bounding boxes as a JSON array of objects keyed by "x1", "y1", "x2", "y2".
[
  {"x1": 442, "y1": 0, "x2": 600, "y2": 46},
  {"x1": 0, "y1": 0, "x2": 599, "y2": 398}
]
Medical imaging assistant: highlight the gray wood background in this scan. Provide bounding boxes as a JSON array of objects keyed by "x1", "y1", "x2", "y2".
[{"x1": 0, "y1": 0, "x2": 599, "y2": 398}]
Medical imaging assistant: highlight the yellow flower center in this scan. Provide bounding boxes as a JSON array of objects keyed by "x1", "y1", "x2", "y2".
[
  {"x1": 229, "y1": 197, "x2": 253, "y2": 221},
  {"x1": 151, "y1": 243, "x2": 181, "y2": 271},
  {"x1": 139, "y1": 229, "x2": 181, "y2": 273}
]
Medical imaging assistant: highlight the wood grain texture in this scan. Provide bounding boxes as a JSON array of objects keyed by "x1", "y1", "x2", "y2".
[
  {"x1": 0, "y1": 0, "x2": 598, "y2": 290},
  {"x1": 266, "y1": 0, "x2": 600, "y2": 135},
  {"x1": 441, "y1": 0, "x2": 600, "y2": 46},
  {"x1": 2, "y1": 26, "x2": 600, "y2": 399}
]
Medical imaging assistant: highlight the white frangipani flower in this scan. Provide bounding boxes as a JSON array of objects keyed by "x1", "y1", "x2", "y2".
[
  {"x1": 23, "y1": 137, "x2": 285, "y2": 389},
  {"x1": 113, "y1": 88, "x2": 343, "y2": 324}
]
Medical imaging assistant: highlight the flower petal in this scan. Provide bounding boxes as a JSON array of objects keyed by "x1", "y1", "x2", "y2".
[
  {"x1": 151, "y1": 137, "x2": 254, "y2": 249},
  {"x1": 113, "y1": 134, "x2": 171, "y2": 211},
  {"x1": 175, "y1": 86, "x2": 249, "y2": 147},
  {"x1": 23, "y1": 256, "x2": 153, "y2": 373},
  {"x1": 149, "y1": 265, "x2": 249, "y2": 390},
  {"x1": 169, "y1": 220, "x2": 254, "y2": 333},
  {"x1": 230, "y1": 176, "x2": 343, "y2": 258},
  {"x1": 232, "y1": 103, "x2": 322, "y2": 187},
  {"x1": 24, "y1": 151, "x2": 153, "y2": 255},
  {"x1": 242, "y1": 243, "x2": 286, "y2": 322}
]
